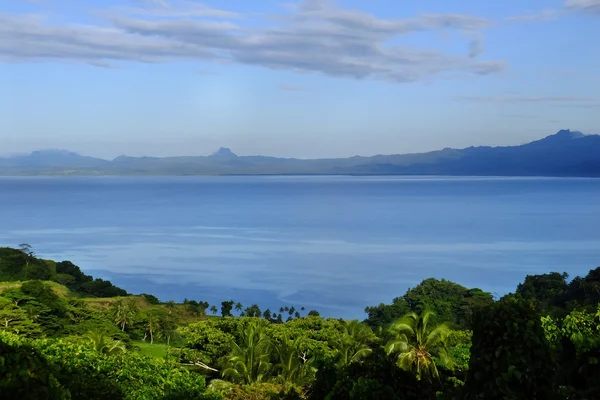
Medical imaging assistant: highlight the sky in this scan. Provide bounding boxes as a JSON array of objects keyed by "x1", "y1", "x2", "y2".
[{"x1": 1, "y1": 0, "x2": 599, "y2": 159}]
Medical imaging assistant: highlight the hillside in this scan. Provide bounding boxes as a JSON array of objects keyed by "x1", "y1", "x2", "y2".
[{"x1": 1, "y1": 129, "x2": 599, "y2": 177}]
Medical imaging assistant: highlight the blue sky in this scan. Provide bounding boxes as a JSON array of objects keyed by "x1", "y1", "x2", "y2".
[{"x1": 1, "y1": 0, "x2": 599, "y2": 159}]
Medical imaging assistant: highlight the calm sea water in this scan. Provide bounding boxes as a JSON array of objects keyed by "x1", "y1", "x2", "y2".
[{"x1": 1, "y1": 176, "x2": 599, "y2": 318}]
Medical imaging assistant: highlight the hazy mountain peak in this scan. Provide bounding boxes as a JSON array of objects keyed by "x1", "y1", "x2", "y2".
[
  {"x1": 30, "y1": 149, "x2": 80, "y2": 157},
  {"x1": 550, "y1": 129, "x2": 585, "y2": 139},
  {"x1": 211, "y1": 147, "x2": 237, "y2": 157}
]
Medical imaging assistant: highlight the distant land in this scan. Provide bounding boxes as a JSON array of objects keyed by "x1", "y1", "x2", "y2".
[{"x1": 1, "y1": 129, "x2": 599, "y2": 177}]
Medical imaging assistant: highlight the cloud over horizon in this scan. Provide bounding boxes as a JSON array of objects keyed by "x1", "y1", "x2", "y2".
[{"x1": 0, "y1": 0, "x2": 505, "y2": 83}]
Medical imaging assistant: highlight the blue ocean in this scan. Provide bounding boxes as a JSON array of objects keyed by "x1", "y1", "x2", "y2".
[{"x1": 1, "y1": 176, "x2": 599, "y2": 318}]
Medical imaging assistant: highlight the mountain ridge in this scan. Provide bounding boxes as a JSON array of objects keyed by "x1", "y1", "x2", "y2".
[{"x1": 1, "y1": 130, "x2": 599, "y2": 177}]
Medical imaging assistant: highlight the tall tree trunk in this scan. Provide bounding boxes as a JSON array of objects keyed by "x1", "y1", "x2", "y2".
[
  {"x1": 150, "y1": 330, "x2": 153, "y2": 345},
  {"x1": 121, "y1": 321, "x2": 125, "y2": 331}
]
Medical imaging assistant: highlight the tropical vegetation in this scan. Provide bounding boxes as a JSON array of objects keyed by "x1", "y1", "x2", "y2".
[{"x1": 1, "y1": 245, "x2": 599, "y2": 399}]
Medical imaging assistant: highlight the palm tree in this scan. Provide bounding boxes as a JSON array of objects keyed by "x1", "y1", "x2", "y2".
[
  {"x1": 111, "y1": 299, "x2": 137, "y2": 331},
  {"x1": 85, "y1": 331, "x2": 126, "y2": 355},
  {"x1": 274, "y1": 332, "x2": 315, "y2": 386},
  {"x1": 210, "y1": 305, "x2": 218, "y2": 315},
  {"x1": 235, "y1": 302, "x2": 243, "y2": 314},
  {"x1": 385, "y1": 310, "x2": 454, "y2": 381},
  {"x1": 146, "y1": 313, "x2": 160, "y2": 344},
  {"x1": 222, "y1": 320, "x2": 272, "y2": 384},
  {"x1": 333, "y1": 320, "x2": 374, "y2": 367}
]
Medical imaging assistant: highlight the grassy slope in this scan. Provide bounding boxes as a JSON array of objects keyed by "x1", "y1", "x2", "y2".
[{"x1": 0, "y1": 280, "x2": 72, "y2": 296}]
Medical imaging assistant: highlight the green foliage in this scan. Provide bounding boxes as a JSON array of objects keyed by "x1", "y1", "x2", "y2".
[
  {"x1": 85, "y1": 330, "x2": 126, "y2": 355},
  {"x1": 464, "y1": 298, "x2": 557, "y2": 399},
  {"x1": 331, "y1": 320, "x2": 375, "y2": 367},
  {"x1": 210, "y1": 381, "x2": 304, "y2": 400},
  {"x1": 541, "y1": 306, "x2": 600, "y2": 397},
  {"x1": 444, "y1": 330, "x2": 471, "y2": 372},
  {"x1": 365, "y1": 278, "x2": 493, "y2": 330},
  {"x1": 110, "y1": 298, "x2": 139, "y2": 331},
  {"x1": 0, "y1": 332, "x2": 69, "y2": 400},
  {"x1": 1, "y1": 332, "x2": 220, "y2": 400},
  {"x1": 223, "y1": 320, "x2": 273, "y2": 384},
  {"x1": 309, "y1": 347, "x2": 428, "y2": 400},
  {"x1": 272, "y1": 331, "x2": 316, "y2": 385},
  {"x1": 385, "y1": 310, "x2": 454, "y2": 382},
  {"x1": 180, "y1": 319, "x2": 236, "y2": 366},
  {"x1": 222, "y1": 300, "x2": 235, "y2": 317},
  {"x1": 0, "y1": 248, "x2": 127, "y2": 297},
  {"x1": 140, "y1": 293, "x2": 161, "y2": 305}
]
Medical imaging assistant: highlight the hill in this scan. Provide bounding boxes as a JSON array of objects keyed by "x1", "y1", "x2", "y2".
[{"x1": 1, "y1": 129, "x2": 599, "y2": 176}]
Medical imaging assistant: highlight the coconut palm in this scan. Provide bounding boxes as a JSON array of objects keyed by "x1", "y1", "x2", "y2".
[
  {"x1": 274, "y1": 332, "x2": 315, "y2": 386},
  {"x1": 333, "y1": 320, "x2": 375, "y2": 367},
  {"x1": 210, "y1": 305, "x2": 218, "y2": 315},
  {"x1": 110, "y1": 298, "x2": 138, "y2": 331},
  {"x1": 222, "y1": 320, "x2": 272, "y2": 384},
  {"x1": 145, "y1": 313, "x2": 160, "y2": 344},
  {"x1": 85, "y1": 331, "x2": 125, "y2": 355},
  {"x1": 385, "y1": 310, "x2": 454, "y2": 381},
  {"x1": 235, "y1": 302, "x2": 243, "y2": 314}
]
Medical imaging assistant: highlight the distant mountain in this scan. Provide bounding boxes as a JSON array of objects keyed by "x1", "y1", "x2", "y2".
[{"x1": 1, "y1": 130, "x2": 599, "y2": 177}]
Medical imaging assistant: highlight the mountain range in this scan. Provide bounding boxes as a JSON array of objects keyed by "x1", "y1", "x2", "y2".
[{"x1": 1, "y1": 129, "x2": 599, "y2": 177}]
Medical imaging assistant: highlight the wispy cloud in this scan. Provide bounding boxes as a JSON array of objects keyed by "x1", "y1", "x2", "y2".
[
  {"x1": 564, "y1": 0, "x2": 600, "y2": 14},
  {"x1": 506, "y1": 0, "x2": 600, "y2": 22},
  {"x1": 505, "y1": 9, "x2": 562, "y2": 22},
  {"x1": 0, "y1": 0, "x2": 506, "y2": 83},
  {"x1": 280, "y1": 83, "x2": 304, "y2": 91},
  {"x1": 457, "y1": 95, "x2": 598, "y2": 103}
]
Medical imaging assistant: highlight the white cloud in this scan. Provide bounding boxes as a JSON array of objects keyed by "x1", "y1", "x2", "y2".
[{"x1": 0, "y1": 0, "x2": 506, "y2": 83}]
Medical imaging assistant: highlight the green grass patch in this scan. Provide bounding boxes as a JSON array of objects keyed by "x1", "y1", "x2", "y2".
[{"x1": 133, "y1": 340, "x2": 170, "y2": 359}]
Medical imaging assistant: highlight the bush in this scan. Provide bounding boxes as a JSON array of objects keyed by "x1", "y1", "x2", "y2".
[
  {"x1": 463, "y1": 298, "x2": 558, "y2": 399},
  {"x1": 0, "y1": 332, "x2": 69, "y2": 400}
]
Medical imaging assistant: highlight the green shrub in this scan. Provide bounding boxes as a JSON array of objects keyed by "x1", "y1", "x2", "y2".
[{"x1": 464, "y1": 298, "x2": 557, "y2": 399}]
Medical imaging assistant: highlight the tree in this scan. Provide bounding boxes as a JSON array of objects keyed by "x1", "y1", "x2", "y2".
[
  {"x1": 385, "y1": 310, "x2": 453, "y2": 382},
  {"x1": 288, "y1": 306, "x2": 296, "y2": 316},
  {"x1": 244, "y1": 304, "x2": 262, "y2": 318},
  {"x1": 235, "y1": 302, "x2": 243, "y2": 314},
  {"x1": 308, "y1": 310, "x2": 320, "y2": 317},
  {"x1": 263, "y1": 309, "x2": 272, "y2": 321},
  {"x1": 210, "y1": 305, "x2": 218, "y2": 315},
  {"x1": 18, "y1": 243, "x2": 35, "y2": 266},
  {"x1": 464, "y1": 298, "x2": 557, "y2": 399},
  {"x1": 221, "y1": 300, "x2": 234, "y2": 317},
  {"x1": 274, "y1": 331, "x2": 315, "y2": 385},
  {"x1": 333, "y1": 320, "x2": 375, "y2": 367},
  {"x1": 158, "y1": 312, "x2": 178, "y2": 346},
  {"x1": 110, "y1": 298, "x2": 138, "y2": 331},
  {"x1": 145, "y1": 311, "x2": 161, "y2": 344},
  {"x1": 294, "y1": 311, "x2": 301, "y2": 319},
  {"x1": 197, "y1": 301, "x2": 210, "y2": 315},
  {"x1": 222, "y1": 321, "x2": 272, "y2": 384}
]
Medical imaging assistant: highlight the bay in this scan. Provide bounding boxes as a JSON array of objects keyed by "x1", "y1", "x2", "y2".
[{"x1": 1, "y1": 175, "x2": 599, "y2": 318}]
